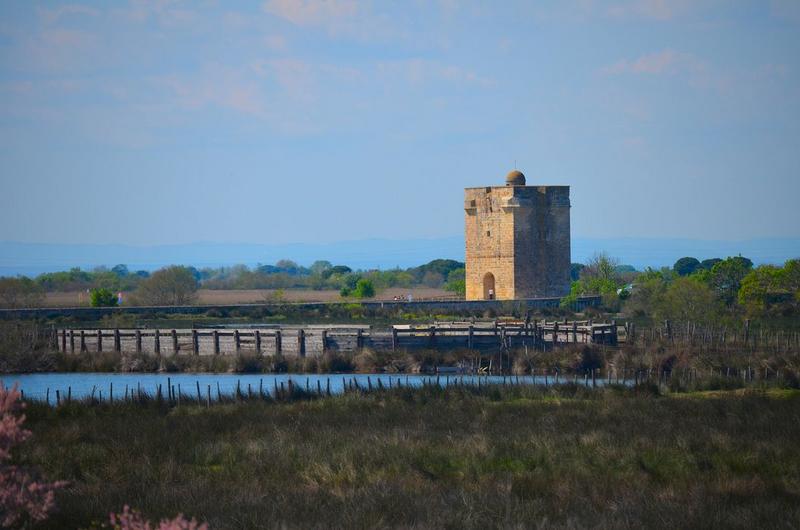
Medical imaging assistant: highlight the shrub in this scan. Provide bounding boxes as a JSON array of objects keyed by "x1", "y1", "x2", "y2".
[
  {"x1": 234, "y1": 354, "x2": 264, "y2": 373},
  {"x1": 0, "y1": 277, "x2": 45, "y2": 309},
  {"x1": 444, "y1": 268, "x2": 466, "y2": 296},
  {"x1": 135, "y1": 266, "x2": 198, "y2": 306},
  {"x1": 673, "y1": 257, "x2": 701, "y2": 276},
  {"x1": 90, "y1": 288, "x2": 119, "y2": 307},
  {"x1": 108, "y1": 505, "x2": 208, "y2": 530},
  {"x1": 0, "y1": 383, "x2": 66, "y2": 527},
  {"x1": 352, "y1": 279, "x2": 375, "y2": 299}
]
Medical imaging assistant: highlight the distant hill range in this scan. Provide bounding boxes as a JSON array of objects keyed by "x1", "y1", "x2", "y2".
[{"x1": 0, "y1": 238, "x2": 798, "y2": 276}]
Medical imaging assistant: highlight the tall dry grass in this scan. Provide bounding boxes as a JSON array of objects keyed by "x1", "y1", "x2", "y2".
[{"x1": 19, "y1": 384, "x2": 800, "y2": 529}]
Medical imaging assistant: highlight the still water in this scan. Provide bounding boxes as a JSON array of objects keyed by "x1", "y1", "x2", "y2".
[{"x1": 0, "y1": 372, "x2": 617, "y2": 404}]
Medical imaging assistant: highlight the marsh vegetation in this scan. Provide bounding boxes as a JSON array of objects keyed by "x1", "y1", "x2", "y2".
[{"x1": 18, "y1": 384, "x2": 800, "y2": 529}]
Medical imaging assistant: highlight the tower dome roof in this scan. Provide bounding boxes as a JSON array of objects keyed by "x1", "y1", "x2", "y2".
[{"x1": 505, "y1": 170, "x2": 526, "y2": 186}]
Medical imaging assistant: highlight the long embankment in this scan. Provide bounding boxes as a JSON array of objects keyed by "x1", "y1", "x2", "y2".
[{"x1": 0, "y1": 296, "x2": 601, "y2": 321}]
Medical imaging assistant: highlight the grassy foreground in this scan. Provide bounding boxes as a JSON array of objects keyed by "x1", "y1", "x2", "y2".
[{"x1": 21, "y1": 385, "x2": 800, "y2": 529}]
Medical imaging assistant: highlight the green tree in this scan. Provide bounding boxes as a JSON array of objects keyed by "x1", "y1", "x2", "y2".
[
  {"x1": 309, "y1": 260, "x2": 332, "y2": 276},
  {"x1": 624, "y1": 276, "x2": 667, "y2": 318},
  {"x1": 738, "y1": 259, "x2": 800, "y2": 315},
  {"x1": 444, "y1": 268, "x2": 466, "y2": 296},
  {"x1": 352, "y1": 279, "x2": 375, "y2": 299},
  {"x1": 322, "y1": 265, "x2": 352, "y2": 279},
  {"x1": 275, "y1": 259, "x2": 304, "y2": 275},
  {"x1": 783, "y1": 259, "x2": 800, "y2": 298},
  {"x1": 421, "y1": 271, "x2": 445, "y2": 288},
  {"x1": 701, "y1": 258, "x2": 722, "y2": 270},
  {"x1": 580, "y1": 252, "x2": 620, "y2": 285},
  {"x1": 408, "y1": 259, "x2": 464, "y2": 284},
  {"x1": 90, "y1": 288, "x2": 118, "y2": 307},
  {"x1": 657, "y1": 277, "x2": 718, "y2": 324},
  {"x1": 135, "y1": 266, "x2": 198, "y2": 306},
  {"x1": 0, "y1": 277, "x2": 45, "y2": 309},
  {"x1": 738, "y1": 265, "x2": 782, "y2": 315},
  {"x1": 709, "y1": 256, "x2": 753, "y2": 305},
  {"x1": 673, "y1": 257, "x2": 701, "y2": 276},
  {"x1": 111, "y1": 264, "x2": 129, "y2": 277}
]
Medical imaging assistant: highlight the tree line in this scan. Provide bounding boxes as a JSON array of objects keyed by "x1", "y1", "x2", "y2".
[
  {"x1": 565, "y1": 253, "x2": 799, "y2": 324},
  {"x1": 0, "y1": 259, "x2": 467, "y2": 308},
  {"x1": 2, "y1": 254, "x2": 797, "y2": 319}
]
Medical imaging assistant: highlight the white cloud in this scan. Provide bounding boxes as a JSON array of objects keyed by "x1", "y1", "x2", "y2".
[
  {"x1": 263, "y1": 0, "x2": 358, "y2": 27},
  {"x1": 37, "y1": 4, "x2": 99, "y2": 25},
  {"x1": 770, "y1": 0, "x2": 800, "y2": 24},
  {"x1": 605, "y1": 0, "x2": 720, "y2": 21},
  {"x1": 261, "y1": 0, "x2": 394, "y2": 40},
  {"x1": 601, "y1": 49, "x2": 708, "y2": 77},
  {"x1": 157, "y1": 64, "x2": 268, "y2": 118},
  {"x1": 376, "y1": 59, "x2": 494, "y2": 88}
]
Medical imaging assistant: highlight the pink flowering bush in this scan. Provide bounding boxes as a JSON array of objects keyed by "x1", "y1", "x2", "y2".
[
  {"x1": 0, "y1": 382, "x2": 67, "y2": 527},
  {"x1": 108, "y1": 506, "x2": 208, "y2": 530}
]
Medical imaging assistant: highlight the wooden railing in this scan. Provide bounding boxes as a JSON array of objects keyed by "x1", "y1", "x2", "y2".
[{"x1": 52, "y1": 320, "x2": 620, "y2": 356}]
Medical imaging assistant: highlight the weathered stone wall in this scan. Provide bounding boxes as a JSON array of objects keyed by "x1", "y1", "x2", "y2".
[
  {"x1": 464, "y1": 186, "x2": 516, "y2": 300},
  {"x1": 514, "y1": 186, "x2": 571, "y2": 298},
  {"x1": 464, "y1": 182, "x2": 571, "y2": 300}
]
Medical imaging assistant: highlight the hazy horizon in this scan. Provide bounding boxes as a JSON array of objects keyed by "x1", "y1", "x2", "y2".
[{"x1": 2, "y1": 236, "x2": 798, "y2": 277}]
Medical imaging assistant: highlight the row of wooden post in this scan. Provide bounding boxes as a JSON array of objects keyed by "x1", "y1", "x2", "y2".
[
  {"x1": 628, "y1": 319, "x2": 800, "y2": 353},
  {"x1": 26, "y1": 362, "x2": 795, "y2": 407},
  {"x1": 56, "y1": 321, "x2": 620, "y2": 356},
  {"x1": 58, "y1": 328, "x2": 301, "y2": 356}
]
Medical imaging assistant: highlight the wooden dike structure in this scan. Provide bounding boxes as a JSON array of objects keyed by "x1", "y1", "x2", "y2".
[{"x1": 53, "y1": 320, "x2": 619, "y2": 357}]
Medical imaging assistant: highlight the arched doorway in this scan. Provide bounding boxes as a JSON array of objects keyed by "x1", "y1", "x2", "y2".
[{"x1": 483, "y1": 272, "x2": 496, "y2": 300}]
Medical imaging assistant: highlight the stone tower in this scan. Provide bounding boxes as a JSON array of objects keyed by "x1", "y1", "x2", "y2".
[{"x1": 464, "y1": 170, "x2": 571, "y2": 300}]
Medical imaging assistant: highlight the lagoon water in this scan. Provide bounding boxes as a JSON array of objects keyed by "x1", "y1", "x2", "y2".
[{"x1": 0, "y1": 372, "x2": 621, "y2": 404}]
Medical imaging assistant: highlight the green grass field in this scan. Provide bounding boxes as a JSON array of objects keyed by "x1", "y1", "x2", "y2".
[{"x1": 19, "y1": 385, "x2": 800, "y2": 529}]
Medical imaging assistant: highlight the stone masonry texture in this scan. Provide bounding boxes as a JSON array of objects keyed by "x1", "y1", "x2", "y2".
[{"x1": 464, "y1": 173, "x2": 571, "y2": 300}]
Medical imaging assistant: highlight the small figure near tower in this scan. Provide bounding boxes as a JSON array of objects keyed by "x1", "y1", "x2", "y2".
[{"x1": 464, "y1": 170, "x2": 571, "y2": 300}]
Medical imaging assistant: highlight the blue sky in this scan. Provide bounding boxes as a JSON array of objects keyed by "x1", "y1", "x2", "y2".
[{"x1": 1, "y1": 0, "x2": 799, "y2": 247}]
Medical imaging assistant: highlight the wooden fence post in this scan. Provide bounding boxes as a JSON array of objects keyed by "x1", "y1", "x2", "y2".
[
  {"x1": 213, "y1": 331, "x2": 220, "y2": 354},
  {"x1": 154, "y1": 329, "x2": 161, "y2": 354},
  {"x1": 468, "y1": 325, "x2": 474, "y2": 350},
  {"x1": 135, "y1": 330, "x2": 142, "y2": 353},
  {"x1": 61, "y1": 329, "x2": 67, "y2": 353},
  {"x1": 171, "y1": 329, "x2": 178, "y2": 354},
  {"x1": 298, "y1": 329, "x2": 305, "y2": 357},
  {"x1": 356, "y1": 329, "x2": 363, "y2": 350},
  {"x1": 553, "y1": 322, "x2": 559, "y2": 348},
  {"x1": 114, "y1": 329, "x2": 121, "y2": 352},
  {"x1": 392, "y1": 328, "x2": 398, "y2": 351},
  {"x1": 571, "y1": 322, "x2": 577, "y2": 343},
  {"x1": 97, "y1": 329, "x2": 103, "y2": 352},
  {"x1": 80, "y1": 330, "x2": 86, "y2": 352},
  {"x1": 192, "y1": 330, "x2": 199, "y2": 355},
  {"x1": 611, "y1": 320, "x2": 618, "y2": 346},
  {"x1": 69, "y1": 330, "x2": 75, "y2": 353},
  {"x1": 255, "y1": 330, "x2": 262, "y2": 355},
  {"x1": 275, "y1": 330, "x2": 282, "y2": 354},
  {"x1": 429, "y1": 325, "x2": 436, "y2": 348}
]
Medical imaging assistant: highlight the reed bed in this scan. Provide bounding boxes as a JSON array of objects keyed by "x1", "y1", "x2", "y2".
[{"x1": 18, "y1": 383, "x2": 800, "y2": 529}]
